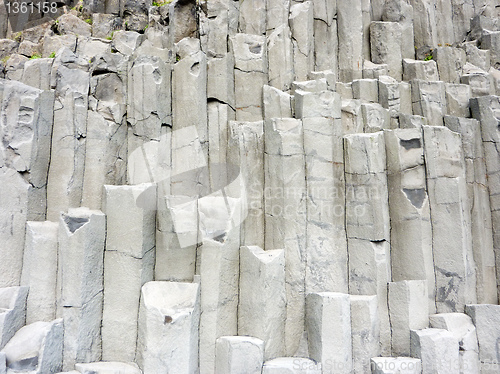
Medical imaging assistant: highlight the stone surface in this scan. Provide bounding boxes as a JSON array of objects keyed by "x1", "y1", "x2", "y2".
[
  {"x1": 1, "y1": 319, "x2": 63, "y2": 374},
  {"x1": 410, "y1": 328, "x2": 460, "y2": 374},
  {"x1": 306, "y1": 293, "x2": 352, "y2": 374},
  {"x1": 137, "y1": 281, "x2": 200, "y2": 374},
  {"x1": 215, "y1": 336, "x2": 264, "y2": 374},
  {"x1": 370, "y1": 357, "x2": 422, "y2": 374},
  {"x1": 238, "y1": 246, "x2": 286, "y2": 360},
  {"x1": 0, "y1": 286, "x2": 29, "y2": 350},
  {"x1": 262, "y1": 358, "x2": 321, "y2": 373},
  {"x1": 465, "y1": 304, "x2": 500, "y2": 368},
  {"x1": 75, "y1": 362, "x2": 142, "y2": 374},
  {"x1": 21, "y1": 221, "x2": 58, "y2": 324}
]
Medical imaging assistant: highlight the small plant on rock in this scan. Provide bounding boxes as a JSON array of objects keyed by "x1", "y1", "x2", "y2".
[
  {"x1": 49, "y1": 52, "x2": 56, "y2": 58},
  {"x1": 30, "y1": 54, "x2": 42, "y2": 59}
]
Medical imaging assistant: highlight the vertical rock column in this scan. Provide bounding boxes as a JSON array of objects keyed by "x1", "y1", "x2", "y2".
[
  {"x1": 137, "y1": 281, "x2": 200, "y2": 374},
  {"x1": 289, "y1": 1, "x2": 314, "y2": 82},
  {"x1": 471, "y1": 96, "x2": 500, "y2": 300},
  {"x1": 198, "y1": 196, "x2": 241, "y2": 374},
  {"x1": 58, "y1": 207, "x2": 105, "y2": 371},
  {"x1": 384, "y1": 129, "x2": 435, "y2": 311},
  {"x1": 0, "y1": 80, "x2": 54, "y2": 287},
  {"x1": 238, "y1": 246, "x2": 286, "y2": 359},
  {"x1": 344, "y1": 131, "x2": 392, "y2": 355},
  {"x1": 302, "y1": 101, "x2": 348, "y2": 294},
  {"x1": 312, "y1": 0, "x2": 337, "y2": 74},
  {"x1": 47, "y1": 50, "x2": 89, "y2": 221},
  {"x1": 102, "y1": 184, "x2": 156, "y2": 362},
  {"x1": 444, "y1": 116, "x2": 497, "y2": 304},
  {"x1": 21, "y1": 221, "x2": 58, "y2": 324},
  {"x1": 370, "y1": 22, "x2": 403, "y2": 80},
  {"x1": 82, "y1": 53, "x2": 128, "y2": 210},
  {"x1": 337, "y1": 0, "x2": 363, "y2": 81},
  {"x1": 264, "y1": 118, "x2": 306, "y2": 356},
  {"x1": 423, "y1": 125, "x2": 477, "y2": 312},
  {"x1": 228, "y1": 121, "x2": 265, "y2": 247},
  {"x1": 231, "y1": 33, "x2": 268, "y2": 121},
  {"x1": 306, "y1": 293, "x2": 352, "y2": 374}
]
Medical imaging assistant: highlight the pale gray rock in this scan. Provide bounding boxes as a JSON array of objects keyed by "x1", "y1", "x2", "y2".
[
  {"x1": 0, "y1": 286, "x2": 29, "y2": 350},
  {"x1": 337, "y1": 82, "x2": 353, "y2": 99},
  {"x1": 312, "y1": 7, "x2": 337, "y2": 74},
  {"x1": 267, "y1": 25, "x2": 294, "y2": 91},
  {"x1": 198, "y1": 228, "x2": 240, "y2": 374},
  {"x1": 384, "y1": 129, "x2": 435, "y2": 309},
  {"x1": 403, "y1": 59, "x2": 439, "y2": 81},
  {"x1": 411, "y1": 0, "x2": 438, "y2": 51},
  {"x1": 0, "y1": 40, "x2": 18, "y2": 60},
  {"x1": 291, "y1": 79, "x2": 327, "y2": 94},
  {"x1": 137, "y1": 281, "x2": 200, "y2": 374},
  {"x1": 361, "y1": 103, "x2": 391, "y2": 132},
  {"x1": 460, "y1": 62, "x2": 495, "y2": 97},
  {"x1": 238, "y1": 246, "x2": 285, "y2": 360},
  {"x1": 434, "y1": 47, "x2": 466, "y2": 84},
  {"x1": 370, "y1": 21, "x2": 403, "y2": 80},
  {"x1": 102, "y1": 184, "x2": 156, "y2": 362},
  {"x1": 46, "y1": 49, "x2": 89, "y2": 221},
  {"x1": 444, "y1": 83, "x2": 472, "y2": 117},
  {"x1": 350, "y1": 295, "x2": 380, "y2": 374},
  {"x1": 308, "y1": 70, "x2": 336, "y2": 90},
  {"x1": 228, "y1": 121, "x2": 265, "y2": 247},
  {"x1": 21, "y1": 58, "x2": 53, "y2": 90},
  {"x1": 4, "y1": 54, "x2": 29, "y2": 81},
  {"x1": 21, "y1": 222, "x2": 58, "y2": 324},
  {"x1": 42, "y1": 35, "x2": 77, "y2": 58},
  {"x1": 341, "y1": 99, "x2": 363, "y2": 134},
  {"x1": 58, "y1": 208, "x2": 105, "y2": 370},
  {"x1": 337, "y1": 0, "x2": 363, "y2": 81},
  {"x1": 480, "y1": 30, "x2": 500, "y2": 67},
  {"x1": 112, "y1": 31, "x2": 145, "y2": 56},
  {"x1": 231, "y1": 33, "x2": 267, "y2": 121},
  {"x1": 430, "y1": 313, "x2": 480, "y2": 374},
  {"x1": 435, "y1": 0, "x2": 455, "y2": 46},
  {"x1": 90, "y1": 13, "x2": 121, "y2": 39},
  {"x1": 1, "y1": 319, "x2": 63, "y2": 374},
  {"x1": 444, "y1": 116, "x2": 497, "y2": 304},
  {"x1": 423, "y1": 126, "x2": 477, "y2": 312},
  {"x1": 304, "y1": 117, "x2": 347, "y2": 294},
  {"x1": 57, "y1": 14, "x2": 92, "y2": 37},
  {"x1": 306, "y1": 293, "x2": 352, "y2": 374},
  {"x1": 0, "y1": 352, "x2": 4, "y2": 374},
  {"x1": 382, "y1": 0, "x2": 415, "y2": 59},
  {"x1": 378, "y1": 75, "x2": 403, "y2": 118},
  {"x1": 76, "y1": 38, "x2": 112, "y2": 61},
  {"x1": 264, "y1": 118, "x2": 306, "y2": 356},
  {"x1": 262, "y1": 358, "x2": 321, "y2": 373},
  {"x1": 363, "y1": 60, "x2": 389, "y2": 79},
  {"x1": 215, "y1": 336, "x2": 264, "y2": 374},
  {"x1": 207, "y1": 54, "x2": 235, "y2": 107},
  {"x1": 411, "y1": 80, "x2": 447, "y2": 126},
  {"x1": 389, "y1": 280, "x2": 429, "y2": 356},
  {"x1": 352, "y1": 79, "x2": 379, "y2": 102},
  {"x1": 75, "y1": 362, "x2": 142, "y2": 374},
  {"x1": 239, "y1": 0, "x2": 266, "y2": 35},
  {"x1": 18, "y1": 40, "x2": 42, "y2": 58},
  {"x1": 410, "y1": 328, "x2": 460, "y2": 374},
  {"x1": 460, "y1": 42, "x2": 490, "y2": 71},
  {"x1": 289, "y1": 2, "x2": 314, "y2": 81},
  {"x1": 465, "y1": 304, "x2": 500, "y2": 369},
  {"x1": 399, "y1": 113, "x2": 428, "y2": 129},
  {"x1": 294, "y1": 90, "x2": 341, "y2": 119},
  {"x1": 263, "y1": 85, "x2": 293, "y2": 119},
  {"x1": 370, "y1": 357, "x2": 422, "y2": 374}
]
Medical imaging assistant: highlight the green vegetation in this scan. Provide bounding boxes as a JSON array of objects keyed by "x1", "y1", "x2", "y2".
[
  {"x1": 153, "y1": 0, "x2": 172, "y2": 6},
  {"x1": 424, "y1": 53, "x2": 433, "y2": 61},
  {"x1": 85, "y1": 18, "x2": 92, "y2": 25},
  {"x1": 30, "y1": 54, "x2": 42, "y2": 59},
  {"x1": 49, "y1": 52, "x2": 56, "y2": 58},
  {"x1": 1, "y1": 55, "x2": 10, "y2": 64}
]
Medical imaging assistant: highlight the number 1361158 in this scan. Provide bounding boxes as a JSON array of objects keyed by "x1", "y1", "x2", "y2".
[{"x1": 5, "y1": 1, "x2": 58, "y2": 14}]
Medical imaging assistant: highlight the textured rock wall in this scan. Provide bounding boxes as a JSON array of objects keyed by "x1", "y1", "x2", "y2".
[{"x1": 1, "y1": 0, "x2": 500, "y2": 373}]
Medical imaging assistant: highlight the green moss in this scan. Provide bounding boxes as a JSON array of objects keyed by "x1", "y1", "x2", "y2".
[
  {"x1": 49, "y1": 52, "x2": 56, "y2": 58},
  {"x1": 30, "y1": 54, "x2": 42, "y2": 59},
  {"x1": 85, "y1": 18, "x2": 92, "y2": 25},
  {"x1": 153, "y1": 0, "x2": 172, "y2": 6},
  {"x1": 424, "y1": 54, "x2": 433, "y2": 61}
]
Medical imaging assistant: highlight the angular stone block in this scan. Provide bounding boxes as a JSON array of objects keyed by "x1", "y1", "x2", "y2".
[
  {"x1": 21, "y1": 222, "x2": 58, "y2": 324},
  {"x1": 215, "y1": 336, "x2": 264, "y2": 374},
  {"x1": 58, "y1": 208, "x2": 105, "y2": 370},
  {"x1": 263, "y1": 85, "x2": 293, "y2": 119},
  {"x1": 294, "y1": 90, "x2": 341, "y2": 119},
  {"x1": 465, "y1": 304, "x2": 500, "y2": 368},
  {"x1": 350, "y1": 295, "x2": 380, "y2": 374},
  {"x1": 362, "y1": 103, "x2": 391, "y2": 132},
  {"x1": 0, "y1": 286, "x2": 29, "y2": 350},
  {"x1": 289, "y1": 2, "x2": 314, "y2": 81},
  {"x1": 410, "y1": 328, "x2": 460, "y2": 374},
  {"x1": 412, "y1": 80, "x2": 446, "y2": 126},
  {"x1": 306, "y1": 293, "x2": 352, "y2": 374},
  {"x1": 363, "y1": 60, "x2": 389, "y2": 79},
  {"x1": 238, "y1": 246, "x2": 286, "y2": 360},
  {"x1": 267, "y1": 25, "x2": 294, "y2": 92},
  {"x1": 264, "y1": 118, "x2": 306, "y2": 356},
  {"x1": 337, "y1": 0, "x2": 363, "y2": 81},
  {"x1": 239, "y1": 0, "x2": 266, "y2": 35},
  {"x1": 389, "y1": 280, "x2": 430, "y2": 356},
  {"x1": 434, "y1": 47, "x2": 466, "y2": 84},
  {"x1": 1, "y1": 319, "x2": 63, "y2": 374},
  {"x1": 430, "y1": 313, "x2": 480, "y2": 374},
  {"x1": 352, "y1": 79, "x2": 379, "y2": 102},
  {"x1": 371, "y1": 22, "x2": 403, "y2": 80},
  {"x1": 137, "y1": 281, "x2": 200, "y2": 374},
  {"x1": 403, "y1": 59, "x2": 439, "y2": 81},
  {"x1": 304, "y1": 117, "x2": 348, "y2": 294},
  {"x1": 444, "y1": 84, "x2": 471, "y2": 118},
  {"x1": 207, "y1": 55, "x2": 235, "y2": 107},
  {"x1": 384, "y1": 129, "x2": 435, "y2": 309}
]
